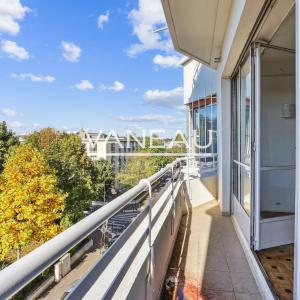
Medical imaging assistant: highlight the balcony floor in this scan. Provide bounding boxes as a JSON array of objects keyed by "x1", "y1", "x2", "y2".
[{"x1": 163, "y1": 200, "x2": 262, "y2": 300}]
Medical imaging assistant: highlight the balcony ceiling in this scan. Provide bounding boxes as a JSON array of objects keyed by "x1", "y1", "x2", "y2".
[{"x1": 161, "y1": 0, "x2": 233, "y2": 69}]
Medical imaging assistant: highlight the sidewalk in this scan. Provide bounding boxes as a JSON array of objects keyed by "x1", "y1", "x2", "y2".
[{"x1": 39, "y1": 230, "x2": 102, "y2": 300}]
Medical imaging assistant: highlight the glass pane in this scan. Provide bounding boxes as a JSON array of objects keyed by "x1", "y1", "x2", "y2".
[
  {"x1": 233, "y1": 162, "x2": 239, "y2": 200},
  {"x1": 260, "y1": 169, "x2": 295, "y2": 218},
  {"x1": 232, "y1": 76, "x2": 240, "y2": 200},
  {"x1": 232, "y1": 75, "x2": 240, "y2": 161},
  {"x1": 241, "y1": 167, "x2": 251, "y2": 215},
  {"x1": 260, "y1": 47, "x2": 296, "y2": 219},
  {"x1": 231, "y1": 53, "x2": 252, "y2": 215},
  {"x1": 260, "y1": 48, "x2": 296, "y2": 166},
  {"x1": 193, "y1": 99, "x2": 218, "y2": 169},
  {"x1": 240, "y1": 55, "x2": 251, "y2": 166}
]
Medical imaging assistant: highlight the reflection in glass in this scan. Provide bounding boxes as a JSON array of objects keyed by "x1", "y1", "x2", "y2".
[
  {"x1": 259, "y1": 47, "x2": 296, "y2": 218},
  {"x1": 241, "y1": 167, "x2": 251, "y2": 215},
  {"x1": 193, "y1": 99, "x2": 217, "y2": 169},
  {"x1": 240, "y1": 55, "x2": 251, "y2": 166},
  {"x1": 231, "y1": 53, "x2": 251, "y2": 215}
]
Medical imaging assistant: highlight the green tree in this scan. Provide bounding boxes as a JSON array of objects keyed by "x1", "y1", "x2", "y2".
[
  {"x1": 0, "y1": 144, "x2": 65, "y2": 260},
  {"x1": 117, "y1": 135, "x2": 187, "y2": 189},
  {"x1": 117, "y1": 156, "x2": 156, "y2": 188},
  {"x1": 93, "y1": 159, "x2": 115, "y2": 201},
  {"x1": 43, "y1": 133, "x2": 97, "y2": 225},
  {"x1": 27, "y1": 130, "x2": 101, "y2": 225},
  {"x1": 117, "y1": 144, "x2": 173, "y2": 188},
  {"x1": 26, "y1": 127, "x2": 60, "y2": 151},
  {"x1": 0, "y1": 121, "x2": 19, "y2": 172}
]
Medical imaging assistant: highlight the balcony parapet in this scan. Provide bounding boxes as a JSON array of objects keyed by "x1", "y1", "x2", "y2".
[{"x1": 0, "y1": 158, "x2": 191, "y2": 299}]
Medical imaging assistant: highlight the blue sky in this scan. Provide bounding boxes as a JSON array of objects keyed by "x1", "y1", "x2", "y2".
[{"x1": 0, "y1": 0, "x2": 185, "y2": 136}]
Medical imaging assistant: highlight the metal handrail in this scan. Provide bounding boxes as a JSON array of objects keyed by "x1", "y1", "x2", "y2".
[{"x1": 0, "y1": 159, "x2": 183, "y2": 299}]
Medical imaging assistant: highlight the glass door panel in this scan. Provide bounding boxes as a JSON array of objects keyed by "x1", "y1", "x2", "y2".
[
  {"x1": 252, "y1": 44, "x2": 295, "y2": 250},
  {"x1": 232, "y1": 53, "x2": 252, "y2": 215}
]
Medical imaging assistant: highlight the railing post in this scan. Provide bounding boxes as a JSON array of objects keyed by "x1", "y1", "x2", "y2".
[
  {"x1": 186, "y1": 157, "x2": 191, "y2": 197},
  {"x1": 139, "y1": 178, "x2": 154, "y2": 300},
  {"x1": 171, "y1": 164, "x2": 175, "y2": 234}
]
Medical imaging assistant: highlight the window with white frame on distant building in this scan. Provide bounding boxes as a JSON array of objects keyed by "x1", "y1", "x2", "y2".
[{"x1": 189, "y1": 94, "x2": 217, "y2": 171}]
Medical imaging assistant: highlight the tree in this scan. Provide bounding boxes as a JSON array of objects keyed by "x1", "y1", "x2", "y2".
[
  {"x1": 44, "y1": 133, "x2": 98, "y2": 225},
  {"x1": 117, "y1": 156, "x2": 156, "y2": 188},
  {"x1": 117, "y1": 144, "x2": 173, "y2": 188},
  {"x1": 26, "y1": 127, "x2": 60, "y2": 151},
  {"x1": 93, "y1": 159, "x2": 115, "y2": 201},
  {"x1": 0, "y1": 144, "x2": 65, "y2": 260},
  {"x1": 0, "y1": 121, "x2": 19, "y2": 172},
  {"x1": 117, "y1": 136, "x2": 186, "y2": 189},
  {"x1": 27, "y1": 130, "x2": 100, "y2": 225}
]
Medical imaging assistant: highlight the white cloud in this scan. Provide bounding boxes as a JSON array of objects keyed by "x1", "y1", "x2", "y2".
[
  {"x1": 32, "y1": 122, "x2": 41, "y2": 128},
  {"x1": 11, "y1": 73, "x2": 55, "y2": 82},
  {"x1": 1, "y1": 40, "x2": 29, "y2": 60},
  {"x1": 1, "y1": 107, "x2": 17, "y2": 116},
  {"x1": 110, "y1": 81, "x2": 125, "y2": 91},
  {"x1": 73, "y1": 80, "x2": 94, "y2": 91},
  {"x1": 153, "y1": 54, "x2": 181, "y2": 68},
  {"x1": 144, "y1": 87, "x2": 183, "y2": 109},
  {"x1": 0, "y1": 0, "x2": 30, "y2": 35},
  {"x1": 100, "y1": 81, "x2": 125, "y2": 92},
  {"x1": 127, "y1": 0, "x2": 171, "y2": 56},
  {"x1": 61, "y1": 41, "x2": 82, "y2": 62},
  {"x1": 97, "y1": 10, "x2": 110, "y2": 29},
  {"x1": 117, "y1": 114, "x2": 176, "y2": 124},
  {"x1": 8, "y1": 120, "x2": 24, "y2": 128}
]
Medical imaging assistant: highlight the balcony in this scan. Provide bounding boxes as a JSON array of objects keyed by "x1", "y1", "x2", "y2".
[
  {"x1": 163, "y1": 201, "x2": 261, "y2": 299},
  {"x1": 0, "y1": 158, "x2": 260, "y2": 299}
]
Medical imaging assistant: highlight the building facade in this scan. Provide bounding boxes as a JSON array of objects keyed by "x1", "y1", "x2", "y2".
[
  {"x1": 183, "y1": 59, "x2": 218, "y2": 173},
  {"x1": 79, "y1": 130, "x2": 139, "y2": 174},
  {"x1": 163, "y1": 0, "x2": 298, "y2": 299}
]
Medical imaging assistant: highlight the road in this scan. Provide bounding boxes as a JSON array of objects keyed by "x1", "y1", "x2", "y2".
[{"x1": 39, "y1": 229, "x2": 102, "y2": 300}]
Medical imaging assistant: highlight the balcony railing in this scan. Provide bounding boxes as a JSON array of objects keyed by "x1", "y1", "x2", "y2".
[{"x1": 0, "y1": 158, "x2": 189, "y2": 299}]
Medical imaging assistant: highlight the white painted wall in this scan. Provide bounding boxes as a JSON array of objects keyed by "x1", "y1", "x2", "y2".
[
  {"x1": 187, "y1": 176, "x2": 218, "y2": 208},
  {"x1": 217, "y1": 78, "x2": 232, "y2": 215},
  {"x1": 183, "y1": 60, "x2": 217, "y2": 104}
]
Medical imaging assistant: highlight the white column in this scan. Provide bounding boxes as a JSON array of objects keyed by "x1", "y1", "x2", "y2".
[
  {"x1": 187, "y1": 106, "x2": 193, "y2": 155},
  {"x1": 294, "y1": 1, "x2": 300, "y2": 298},
  {"x1": 217, "y1": 76, "x2": 231, "y2": 215}
]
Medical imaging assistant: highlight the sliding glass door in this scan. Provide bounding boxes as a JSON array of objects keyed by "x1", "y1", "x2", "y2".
[
  {"x1": 232, "y1": 44, "x2": 296, "y2": 250},
  {"x1": 253, "y1": 44, "x2": 295, "y2": 250},
  {"x1": 232, "y1": 52, "x2": 253, "y2": 243}
]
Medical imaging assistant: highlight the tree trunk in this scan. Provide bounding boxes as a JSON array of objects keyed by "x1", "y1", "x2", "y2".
[{"x1": 16, "y1": 248, "x2": 20, "y2": 260}]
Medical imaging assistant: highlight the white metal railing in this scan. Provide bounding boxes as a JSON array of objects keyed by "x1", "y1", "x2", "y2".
[{"x1": 0, "y1": 158, "x2": 187, "y2": 299}]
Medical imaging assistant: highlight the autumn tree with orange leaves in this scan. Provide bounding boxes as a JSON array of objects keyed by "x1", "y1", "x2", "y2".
[{"x1": 0, "y1": 144, "x2": 66, "y2": 260}]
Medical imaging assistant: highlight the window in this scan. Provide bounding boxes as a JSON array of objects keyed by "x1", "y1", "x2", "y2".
[
  {"x1": 232, "y1": 53, "x2": 251, "y2": 215},
  {"x1": 193, "y1": 97, "x2": 217, "y2": 170},
  {"x1": 89, "y1": 143, "x2": 97, "y2": 153},
  {"x1": 111, "y1": 144, "x2": 115, "y2": 153}
]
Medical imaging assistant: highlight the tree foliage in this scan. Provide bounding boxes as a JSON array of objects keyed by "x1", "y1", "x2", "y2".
[
  {"x1": 0, "y1": 121, "x2": 19, "y2": 173},
  {"x1": 117, "y1": 134, "x2": 187, "y2": 188},
  {"x1": 0, "y1": 144, "x2": 66, "y2": 260},
  {"x1": 26, "y1": 127, "x2": 60, "y2": 151},
  {"x1": 117, "y1": 142, "x2": 183, "y2": 188},
  {"x1": 117, "y1": 156, "x2": 156, "y2": 188},
  {"x1": 26, "y1": 129, "x2": 114, "y2": 224},
  {"x1": 93, "y1": 159, "x2": 115, "y2": 200}
]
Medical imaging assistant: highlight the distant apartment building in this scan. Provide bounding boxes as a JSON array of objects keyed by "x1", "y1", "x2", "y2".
[
  {"x1": 79, "y1": 130, "x2": 139, "y2": 173},
  {"x1": 182, "y1": 58, "x2": 218, "y2": 173}
]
